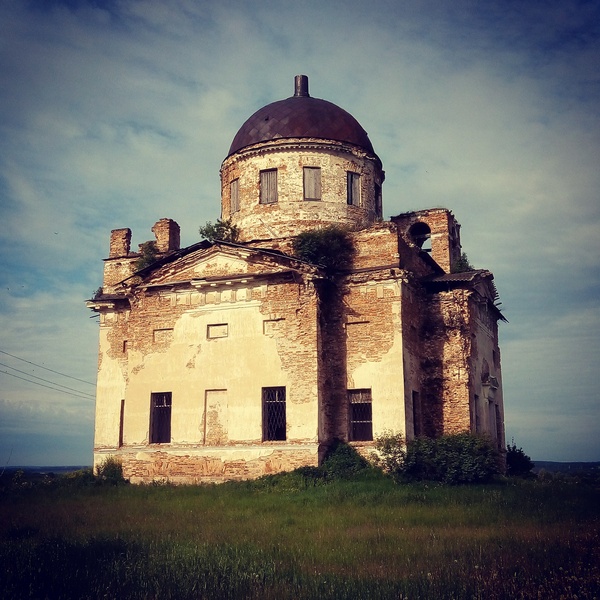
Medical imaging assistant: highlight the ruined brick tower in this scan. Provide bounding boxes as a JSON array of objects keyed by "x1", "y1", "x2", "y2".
[{"x1": 88, "y1": 76, "x2": 505, "y2": 483}]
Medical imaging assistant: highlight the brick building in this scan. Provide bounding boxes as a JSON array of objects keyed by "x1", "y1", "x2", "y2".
[{"x1": 88, "y1": 76, "x2": 505, "y2": 483}]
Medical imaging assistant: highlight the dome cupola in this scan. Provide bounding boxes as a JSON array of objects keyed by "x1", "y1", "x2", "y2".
[
  {"x1": 228, "y1": 75, "x2": 376, "y2": 157},
  {"x1": 221, "y1": 76, "x2": 384, "y2": 241}
]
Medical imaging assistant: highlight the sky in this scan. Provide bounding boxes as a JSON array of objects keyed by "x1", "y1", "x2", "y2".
[{"x1": 0, "y1": 0, "x2": 599, "y2": 466}]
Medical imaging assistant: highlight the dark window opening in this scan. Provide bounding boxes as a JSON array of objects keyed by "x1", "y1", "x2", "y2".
[
  {"x1": 118, "y1": 398, "x2": 125, "y2": 448},
  {"x1": 303, "y1": 167, "x2": 321, "y2": 200},
  {"x1": 262, "y1": 386, "x2": 286, "y2": 441},
  {"x1": 375, "y1": 183, "x2": 382, "y2": 218},
  {"x1": 412, "y1": 390, "x2": 422, "y2": 437},
  {"x1": 150, "y1": 392, "x2": 172, "y2": 444},
  {"x1": 348, "y1": 389, "x2": 373, "y2": 441},
  {"x1": 408, "y1": 222, "x2": 431, "y2": 252},
  {"x1": 260, "y1": 169, "x2": 278, "y2": 204},
  {"x1": 347, "y1": 172, "x2": 360, "y2": 206},
  {"x1": 230, "y1": 178, "x2": 240, "y2": 213}
]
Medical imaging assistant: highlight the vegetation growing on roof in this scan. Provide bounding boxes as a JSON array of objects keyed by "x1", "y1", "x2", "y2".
[
  {"x1": 198, "y1": 218, "x2": 239, "y2": 242},
  {"x1": 451, "y1": 252, "x2": 475, "y2": 273},
  {"x1": 291, "y1": 225, "x2": 355, "y2": 272},
  {"x1": 135, "y1": 240, "x2": 159, "y2": 271}
]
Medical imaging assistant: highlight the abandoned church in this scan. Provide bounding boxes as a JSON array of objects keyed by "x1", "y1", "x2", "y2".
[{"x1": 88, "y1": 75, "x2": 506, "y2": 483}]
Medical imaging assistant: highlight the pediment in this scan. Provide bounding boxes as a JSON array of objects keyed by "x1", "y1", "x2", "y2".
[{"x1": 141, "y1": 244, "x2": 301, "y2": 287}]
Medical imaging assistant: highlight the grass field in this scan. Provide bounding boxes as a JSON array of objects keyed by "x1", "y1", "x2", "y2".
[{"x1": 1, "y1": 469, "x2": 599, "y2": 599}]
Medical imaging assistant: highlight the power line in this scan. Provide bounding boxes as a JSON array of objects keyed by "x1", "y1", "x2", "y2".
[
  {"x1": 0, "y1": 349, "x2": 96, "y2": 386},
  {"x1": 0, "y1": 370, "x2": 95, "y2": 401},
  {"x1": 0, "y1": 362, "x2": 95, "y2": 399}
]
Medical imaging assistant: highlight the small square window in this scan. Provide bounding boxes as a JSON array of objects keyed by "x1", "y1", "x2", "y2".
[
  {"x1": 303, "y1": 167, "x2": 321, "y2": 200},
  {"x1": 207, "y1": 323, "x2": 228, "y2": 339},
  {"x1": 348, "y1": 389, "x2": 372, "y2": 441},
  {"x1": 260, "y1": 169, "x2": 278, "y2": 204}
]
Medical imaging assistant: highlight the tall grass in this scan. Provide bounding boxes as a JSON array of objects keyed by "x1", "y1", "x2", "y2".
[{"x1": 1, "y1": 474, "x2": 599, "y2": 599}]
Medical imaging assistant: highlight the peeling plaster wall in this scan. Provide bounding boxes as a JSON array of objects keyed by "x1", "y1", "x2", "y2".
[{"x1": 94, "y1": 274, "x2": 322, "y2": 482}]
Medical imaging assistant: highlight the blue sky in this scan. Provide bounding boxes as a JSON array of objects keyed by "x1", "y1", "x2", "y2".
[{"x1": 1, "y1": 0, "x2": 599, "y2": 466}]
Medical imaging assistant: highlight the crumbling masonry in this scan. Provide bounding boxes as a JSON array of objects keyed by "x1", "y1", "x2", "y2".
[{"x1": 88, "y1": 76, "x2": 505, "y2": 483}]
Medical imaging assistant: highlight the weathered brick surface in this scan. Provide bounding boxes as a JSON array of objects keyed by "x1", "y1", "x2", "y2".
[
  {"x1": 221, "y1": 139, "x2": 384, "y2": 241},
  {"x1": 392, "y1": 208, "x2": 462, "y2": 274}
]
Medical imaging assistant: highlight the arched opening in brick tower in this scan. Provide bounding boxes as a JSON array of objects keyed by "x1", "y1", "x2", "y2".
[{"x1": 409, "y1": 222, "x2": 431, "y2": 252}]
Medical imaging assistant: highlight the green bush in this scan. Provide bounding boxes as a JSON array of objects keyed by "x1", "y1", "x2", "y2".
[
  {"x1": 320, "y1": 440, "x2": 373, "y2": 480},
  {"x1": 135, "y1": 240, "x2": 159, "y2": 270},
  {"x1": 198, "y1": 218, "x2": 239, "y2": 242},
  {"x1": 95, "y1": 456, "x2": 128, "y2": 486},
  {"x1": 375, "y1": 432, "x2": 501, "y2": 485},
  {"x1": 506, "y1": 442, "x2": 535, "y2": 478},
  {"x1": 292, "y1": 225, "x2": 355, "y2": 272},
  {"x1": 373, "y1": 431, "x2": 406, "y2": 481}
]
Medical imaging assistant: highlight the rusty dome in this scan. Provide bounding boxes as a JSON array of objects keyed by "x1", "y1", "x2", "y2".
[{"x1": 227, "y1": 75, "x2": 377, "y2": 157}]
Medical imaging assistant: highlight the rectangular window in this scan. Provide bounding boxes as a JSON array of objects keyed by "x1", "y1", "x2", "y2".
[
  {"x1": 207, "y1": 323, "x2": 228, "y2": 339},
  {"x1": 348, "y1": 389, "x2": 373, "y2": 441},
  {"x1": 303, "y1": 167, "x2": 321, "y2": 200},
  {"x1": 230, "y1": 178, "x2": 240, "y2": 213},
  {"x1": 375, "y1": 183, "x2": 382, "y2": 218},
  {"x1": 412, "y1": 390, "x2": 422, "y2": 437},
  {"x1": 347, "y1": 171, "x2": 360, "y2": 206},
  {"x1": 473, "y1": 394, "x2": 481, "y2": 433},
  {"x1": 118, "y1": 399, "x2": 125, "y2": 448},
  {"x1": 262, "y1": 386, "x2": 286, "y2": 441},
  {"x1": 204, "y1": 389, "x2": 228, "y2": 446},
  {"x1": 150, "y1": 392, "x2": 172, "y2": 444},
  {"x1": 260, "y1": 169, "x2": 278, "y2": 204},
  {"x1": 153, "y1": 328, "x2": 173, "y2": 343}
]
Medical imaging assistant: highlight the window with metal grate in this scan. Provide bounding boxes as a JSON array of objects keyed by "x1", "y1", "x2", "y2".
[
  {"x1": 262, "y1": 386, "x2": 286, "y2": 441},
  {"x1": 348, "y1": 389, "x2": 372, "y2": 441},
  {"x1": 150, "y1": 392, "x2": 172, "y2": 443}
]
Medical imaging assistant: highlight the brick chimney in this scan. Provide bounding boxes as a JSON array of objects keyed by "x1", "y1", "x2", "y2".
[
  {"x1": 109, "y1": 228, "x2": 132, "y2": 258},
  {"x1": 152, "y1": 219, "x2": 180, "y2": 253}
]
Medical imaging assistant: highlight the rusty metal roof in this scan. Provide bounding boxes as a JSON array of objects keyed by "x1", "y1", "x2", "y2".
[{"x1": 228, "y1": 76, "x2": 376, "y2": 157}]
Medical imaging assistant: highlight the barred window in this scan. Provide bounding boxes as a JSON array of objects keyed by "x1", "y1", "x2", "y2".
[
  {"x1": 262, "y1": 386, "x2": 286, "y2": 441},
  {"x1": 347, "y1": 171, "x2": 360, "y2": 206},
  {"x1": 150, "y1": 392, "x2": 172, "y2": 444},
  {"x1": 303, "y1": 167, "x2": 321, "y2": 200},
  {"x1": 260, "y1": 169, "x2": 278, "y2": 204},
  {"x1": 230, "y1": 178, "x2": 240, "y2": 213},
  {"x1": 348, "y1": 389, "x2": 372, "y2": 441}
]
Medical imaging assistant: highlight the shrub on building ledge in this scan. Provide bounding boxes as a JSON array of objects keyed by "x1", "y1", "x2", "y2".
[
  {"x1": 199, "y1": 218, "x2": 239, "y2": 242},
  {"x1": 451, "y1": 252, "x2": 475, "y2": 273},
  {"x1": 292, "y1": 225, "x2": 355, "y2": 272},
  {"x1": 135, "y1": 240, "x2": 159, "y2": 271}
]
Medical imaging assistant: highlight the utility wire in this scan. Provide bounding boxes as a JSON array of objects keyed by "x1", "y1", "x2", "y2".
[
  {"x1": 0, "y1": 349, "x2": 95, "y2": 386},
  {"x1": 0, "y1": 361, "x2": 95, "y2": 399},
  {"x1": 0, "y1": 370, "x2": 95, "y2": 401}
]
